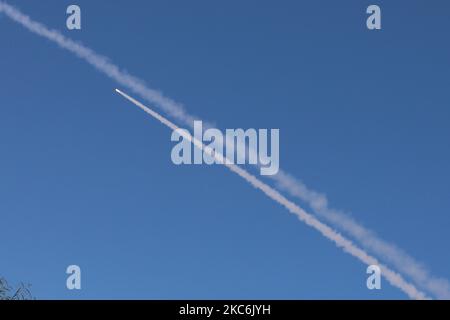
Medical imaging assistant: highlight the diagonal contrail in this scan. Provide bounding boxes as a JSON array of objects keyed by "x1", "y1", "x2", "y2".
[
  {"x1": 1, "y1": 1, "x2": 448, "y2": 298},
  {"x1": 115, "y1": 88, "x2": 427, "y2": 300},
  {"x1": 269, "y1": 172, "x2": 450, "y2": 299}
]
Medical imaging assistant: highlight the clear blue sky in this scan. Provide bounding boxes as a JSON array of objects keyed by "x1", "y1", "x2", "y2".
[{"x1": 1, "y1": 0, "x2": 449, "y2": 299}]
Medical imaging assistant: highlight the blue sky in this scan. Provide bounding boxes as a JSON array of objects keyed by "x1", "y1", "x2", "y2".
[{"x1": 1, "y1": 0, "x2": 449, "y2": 299}]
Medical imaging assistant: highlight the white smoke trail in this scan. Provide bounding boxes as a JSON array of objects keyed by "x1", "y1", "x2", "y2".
[
  {"x1": 1, "y1": 1, "x2": 448, "y2": 298},
  {"x1": 115, "y1": 88, "x2": 427, "y2": 300},
  {"x1": 0, "y1": 1, "x2": 199, "y2": 127},
  {"x1": 270, "y1": 171, "x2": 450, "y2": 299}
]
